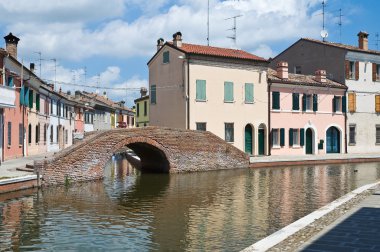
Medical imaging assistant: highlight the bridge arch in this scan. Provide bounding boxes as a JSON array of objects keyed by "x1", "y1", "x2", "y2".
[{"x1": 113, "y1": 136, "x2": 172, "y2": 173}]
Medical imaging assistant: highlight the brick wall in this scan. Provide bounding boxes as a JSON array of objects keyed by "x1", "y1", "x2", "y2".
[{"x1": 36, "y1": 127, "x2": 249, "y2": 185}]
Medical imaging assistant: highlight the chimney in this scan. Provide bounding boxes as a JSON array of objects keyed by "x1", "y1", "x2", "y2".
[
  {"x1": 315, "y1": 69, "x2": 327, "y2": 83},
  {"x1": 157, "y1": 38, "x2": 164, "y2": 51},
  {"x1": 358, "y1": 31, "x2": 369, "y2": 50},
  {"x1": 75, "y1": 90, "x2": 81, "y2": 98},
  {"x1": 47, "y1": 83, "x2": 54, "y2": 91},
  {"x1": 276, "y1": 61, "x2": 288, "y2": 79},
  {"x1": 140, "y1": 87, "x2": 148, "y2": 97},
  {"x1": 173, "y1": 31, "x2": 182, "y2": 47},
  {"x1": 4, "y1": 33, "x2": 20, "y2": 58},
  {"x1": 103, "y1": 91, "x2": 107, "y2": 99},
  {"x1": 67, "y1": 90, "x2": 71, "y2": 95},
  {"x1": 30, "y1": 63, "x2": 35, "y2": 73}
]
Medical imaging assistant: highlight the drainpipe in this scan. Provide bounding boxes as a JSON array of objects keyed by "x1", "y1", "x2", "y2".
[
  {"x1": 344, "y1": 90, "x2": 347, "y2": 154},
  {"x1": 268, "y1": 78, "x2": 271, "y2": 156},
  {"x1": 187, "y1": 56, "x2": 190, "y2": 130}
]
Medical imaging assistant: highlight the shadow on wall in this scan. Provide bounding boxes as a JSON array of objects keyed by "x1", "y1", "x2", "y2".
[{"x1": 126, "y1": 143, "x2": 170, "y2": 173}]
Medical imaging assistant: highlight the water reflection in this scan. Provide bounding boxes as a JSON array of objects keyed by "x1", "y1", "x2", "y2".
[{"x1": 0, "y1": 159, "x2": 380, "y2": 251}]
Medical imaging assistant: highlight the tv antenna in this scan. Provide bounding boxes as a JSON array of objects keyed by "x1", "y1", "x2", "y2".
[
  {"x1": 321, "y1": 1, "x2": 328, "y2": 42},
  {"x1": 337, "y1": 8, "x2": 343, "y2": 43},
  {"x1": 207, "y1": 0, "x2": 210, "y2": 46},
  {"x1": 226, "y1": 14, "x2": 243, "y2": 47},
  {"x1": 33, "y1": 51, "x2": 42, "y2": 78},
  {"x1": 375, "y1": 33, "x2": 380, "y2": 50}
]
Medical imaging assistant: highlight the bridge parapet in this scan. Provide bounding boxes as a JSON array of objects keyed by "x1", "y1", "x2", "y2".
[{"x1": 36, "y1": 127, "x2": 249, "y2": 185}]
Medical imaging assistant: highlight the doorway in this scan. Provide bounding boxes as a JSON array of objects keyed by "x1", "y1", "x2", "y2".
[
  {"x1": 326, "y1": 126, "x2": 340, "y2": 153},
  {"x1": 306, "y1": 128, "x2": 313, "y2": 154},
  {"x1": 258, "y1": 128, "x2": 265, "y2": 155},
  {"x1": 244, "y1": 124, "x2": 253, "y2": 155}
]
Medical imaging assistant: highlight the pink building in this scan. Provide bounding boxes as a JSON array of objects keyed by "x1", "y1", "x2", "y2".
[{"x1": 268, "y1": 62, "x2": 347, "y2": 155}]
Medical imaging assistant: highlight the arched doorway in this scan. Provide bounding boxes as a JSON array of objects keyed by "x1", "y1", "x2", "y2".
[
  {"x1": 258, "y1": 124, "x2": 266, "y2": 155},
  {"x1": 326, "y1": 126, "x2": 340, "y2": 153},
  {"x1": 244, "y1": 124, "x2": 253, "y2": 155},
  {"x1": 306, "y1": 128, "x2": 313, "y2": 154}
]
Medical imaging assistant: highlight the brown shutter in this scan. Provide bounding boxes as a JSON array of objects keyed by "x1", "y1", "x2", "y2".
[
  {"x1": 355, "y1": 61, "x2": 359, "y2": 80},
  {"x1": 348, "y1": 93, "x2": 356, "y2": 112},
  {"x1": 376, "y1": 95, "x2": 380, "y2": 113},
  {"x1": 373, "y1": 63, "x2": 377, "y2": 82},
  {"x1": 345, "y1": 60, "x2": 350, "y2": 79}
]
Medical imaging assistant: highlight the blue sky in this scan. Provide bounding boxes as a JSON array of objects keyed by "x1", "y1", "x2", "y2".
[{"x1": 0, "y1": 0, "x2": 378, "y2": 107}]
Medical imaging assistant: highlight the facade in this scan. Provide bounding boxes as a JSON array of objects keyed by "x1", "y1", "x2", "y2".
[
  {"x1": 148, "y1": 32, "x2": 269, "y2": 154},
  {"x1": 271, "y1": 32, "x2": 380, "y2": 154},
  {"x1": 268, "y1": 63, "x2": 347, "y2": 155},
  {"x1": 134, "y1": 88, "x2": 149, "y2": 127}
]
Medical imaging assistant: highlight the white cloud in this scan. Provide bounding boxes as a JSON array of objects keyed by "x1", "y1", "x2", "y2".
[
  {"x1": 4, "y1": 0, "x2": 324, "y2": 61},
  {"x1": 251, "y1": 44, "x2": 274, "y2": 59}
]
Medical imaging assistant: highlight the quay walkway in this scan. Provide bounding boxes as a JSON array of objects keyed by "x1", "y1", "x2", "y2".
[{"x1": 297, "y1": 185, "x2": 380, "y2": 252}]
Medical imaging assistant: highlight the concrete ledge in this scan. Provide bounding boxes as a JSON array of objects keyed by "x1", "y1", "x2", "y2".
[
  {"x1": 0, "y1": 175, "x2": 40, "y2": 194},
  {"x1": 241, "y1": 181, "x2": 380, "y2": 252}
]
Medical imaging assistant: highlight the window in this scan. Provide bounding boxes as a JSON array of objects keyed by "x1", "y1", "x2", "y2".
[
  {"x1": 65, "y1": 106, "x2": 68, "y2": 118},
  {"x1": 51, "y1": 100, "x2": 54, "y2": 114},
  {"x1": 225, "y1": 123, "x2": 234, "y2": 142},
  {"x1": 65, "y1": 130, "x2": 68, "y2": 144},
  {"x1": 349, "y1": 61, "x2": 355, "y2": 79},
  {"x1": 272, "y1": 129, "x2": 279, "y2": 146},
  {"x1": 333, "y1": 96, "x2": 345, "y2": 112},
  {"x1": 346, "y1": 60, "x2": 358, "y2": 80},
  {"x1": 35, "y1": 124, "x2": 39, "y2": 144},
  {"x1": 224, "y1": 82, "x2": 234, "y2": 102},
  {"x1": 375, "y1": 64, "x2": 380, "y2": 81},
  {"x1": 44, "y1": 124, "x2": 47, "y2": 143},
  {"x1": 196, "y1": 80, "x2": 206, "y2": 101},
  {"x1": 29, "y1": 90, "x2": 34, "y2": 108},
  {"x1": 144, "y1": 101, "x2": 147, "y2": 116},
  {"x1": 348, "y1": 93, "x2": 356, "y2": 112},
  {"x1": 137, "y1": 103, "x2": 140, "y2": 117},
  {"x1": 289, "y1": 128, "x2": 300, "y2": 146},
  {"x1": 151, "y1": 85, "x2": 157, "y2": 104},
  {"x1": 19, "y1": 123, "x2": 23, "y2": 145},
  {"x1": 7, "y1": 76, "x2": 14, "y2": 87},
  {"x1": 56, "y1": 126, "x2": 59, "y2": 143},
  {"x1": 349, "y1": 124, "x2": 356, "y2": 145},
  {"x1": 245, "y1": 83, "x2": 254, "y2": 103},
  {"x1": 196, "y1": 123, "x2": 206, "y2": 131},
  {"x1": 163, "y1": 51, "x2": 170, "y2": 63},
  {"x1": 377, "y1": 125, "x2": 380, "y2": 144},
  {"x1": 313, "y1": 94, "x2": 318, "y2": 112},
  {"x1": 295, "y1": 66, "x2": 302, "y2": 74},
  {"x1": 376, "y1": 95, "x2": 380, "y2": 113},
  {"x1": 302, "y1": 94, "x2": 312, "y2": 111},
  {"x1": 36, "y1": 93, "x2": 40, "y2": 111},
  {"x1": 272, "y1": 92, "x2": 280, "y2": 109},
  {"x1": 7, "y1": 122, "x2": 11, "y2": 146},
  {"x1": 50, "y1": 125, "x2": 53, "y2": 143},
  {"x1": 28, "y1": 124, "x2": 32, "y2": 144},
  {"x1": 292, "y1": 93, "x2": 300, "y2": 110}
]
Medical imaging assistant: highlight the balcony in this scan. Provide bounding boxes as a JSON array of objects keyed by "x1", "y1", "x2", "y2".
[{"x1": 0, "y1": 85, "x2": 15, "y2": 108}]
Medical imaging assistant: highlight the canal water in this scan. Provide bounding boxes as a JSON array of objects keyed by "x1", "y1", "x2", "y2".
[{"x1": 1, "y1": 158, "x2": 380, "y2": 251}]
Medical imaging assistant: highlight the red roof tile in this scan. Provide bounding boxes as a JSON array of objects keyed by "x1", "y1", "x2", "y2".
[{"x1": 168, "y1": 42, "x2": 267, "y2": 61}]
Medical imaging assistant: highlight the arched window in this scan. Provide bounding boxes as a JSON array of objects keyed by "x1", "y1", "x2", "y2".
[
  {"x1": 35, "y1": 124, "x2": 39, "y2": 144},
  {"x1": 44, "y1": 124, "x2": 47, "y2": 143},
  {"x1": 28, "y1": 124, "x2": 32, "y2": 144}
]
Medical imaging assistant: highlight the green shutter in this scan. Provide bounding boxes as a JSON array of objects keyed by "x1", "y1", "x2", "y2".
[
  {"x1": 196, "y1": 80, "x2": 206, "y2": 101},
  {"x1": 24, "y1": 87, "x2": 29, "y2": 107},
  {"x1": 163, "y1": 51, "x2": 169, "y2": 63},
  {"x1": 313, "y1": 94, "x2": 318, "y2": 112},
  {"x1": 20, "y1": 86, "x2": 25, "y2": 105},
  {"x1": 29, "y1": 90, "x2": 33, "y2": 108},
  {"x1": 289, "y1": 128, "x2": 293, "y2": 146},
  {"x1": 332, "y1": 96, "x2": 337, "y2": 112},
  {"x1": 245, "y1": 83, "x2": 254, "y2": 103},
  {"x1": 224, "y1": 82, "x2": 234, "y2": 102},
  {"x1": 292, "y1": 93, "x2": 299, "y2": 110},
  {"x1": 342, "y1": 96, "x2": 347, "y2": 113},
  {"x1": 151, "y1": 85, "x2": 156, "y2": 104},
  {"x1": 300, "y1": 128, "x2": 305, "y2": 146},
  {"x1": 302, "y1": 94, "x2": 306, "y2": 111},
  {"x1": 280, "y1": 128, "x2": 285, "y2": 146},
  {"x1": 272, "y1": 92, "x2": 280, "y2": 109},
  {"x1": 36, "y1": 94, "x2": 40, "y2": 111},
  {"x1": 8, "y1": 77, "x2": 14, "y2": 87}
]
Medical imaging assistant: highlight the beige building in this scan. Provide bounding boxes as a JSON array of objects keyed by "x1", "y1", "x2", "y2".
[{"x1": 148, "y1": 32, "x2": 269, "y2": 155}]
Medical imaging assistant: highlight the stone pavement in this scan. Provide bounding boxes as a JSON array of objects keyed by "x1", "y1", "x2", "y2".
[
  {"x1": 0, "y1": 153, "x2": 53, "y2": 178},
  {"x1": 297, "y1": 186, "x2": 380, "y2": 252}
]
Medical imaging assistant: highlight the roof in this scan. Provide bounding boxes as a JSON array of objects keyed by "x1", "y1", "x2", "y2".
[
  {"x1": 267, "y1": 69, "x2": 346, "y2": 89},
  {"x1": 134, "y1": 95, "x2": 149, "y2": 103},
  {"x1": 148, "y1": 41, "x2": 267, "y2": 65},
  {"x1": 301, "y1": 38, "x2": 380, "y2": 56}
]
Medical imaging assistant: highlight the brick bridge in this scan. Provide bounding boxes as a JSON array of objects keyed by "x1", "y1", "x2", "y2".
[{"x1": 35, "y1": 127, "x2": 249, "y2": 185}]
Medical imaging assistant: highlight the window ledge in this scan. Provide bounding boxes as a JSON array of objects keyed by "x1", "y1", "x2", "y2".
[
  {"x1": 224, "y1": 100, "x2": 235, "y2": 103},
  {"x1": 376, "y1": 143, "x2": 380, "y2": 146},
  {"x1": 292, "y1": 145, "x2": 301, "y2": 149},
  {"x1": 245, "y1": 101, "x2": 254, "y2": 104},
  {"x1": 271, "y1": 109, "x2": 281, "y2": 112},
  {"x1": 195, "y1": 99, "x2": 207, "y2": 102},
  {"x1": 333, "y1": 111, "x2": 343, "y2": 115},
  {"x1": 272, "y1": 145, "x2": 281, "y2": 149},
  {"x1": 291, "y1": 110, "x2": 301, "y2": 113},
  {"x1": 348, "y1": 143, "x2": 356, "y2": 146}
]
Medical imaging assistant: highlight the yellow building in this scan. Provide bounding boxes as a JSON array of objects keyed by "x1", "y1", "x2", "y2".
[{"x1": 134, "y1": 88, "x2": 149, "y2": 127}]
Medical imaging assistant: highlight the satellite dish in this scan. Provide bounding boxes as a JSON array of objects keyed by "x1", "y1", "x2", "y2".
[{"x1": 320, "y1": 30, "x2": 329, "y2": 39}]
